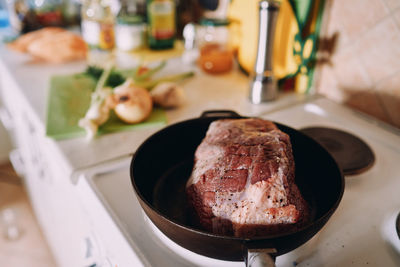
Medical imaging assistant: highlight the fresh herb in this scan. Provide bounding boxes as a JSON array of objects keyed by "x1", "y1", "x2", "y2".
[
  {"x1": 84, "y1": 63, "x2": 194, "y2": 90},
  {"x1": 83, "y1": 61, "x2": 167, "y2": 88},
  {"x1": 84, "y1": 66, "x2": 126, "y2": 88},
  {"x1": 132, "y1": 61, "x2": 167, "y2": 82},
  {"x1": 135, "y1": 71, "x2": 195, "y2": 90}
]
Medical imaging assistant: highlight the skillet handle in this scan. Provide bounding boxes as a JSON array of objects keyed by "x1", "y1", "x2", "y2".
[
  {"x1": 245, "y1": 248, "x2": 277, "y2": 267},
  {"x1": 200, "y1": 110, "x2": 241, "y2": 118}
]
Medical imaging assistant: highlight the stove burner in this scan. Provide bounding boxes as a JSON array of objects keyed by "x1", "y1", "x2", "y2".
[{"x1": 300, "y1": 127, "x2": 375, "y2": 175}]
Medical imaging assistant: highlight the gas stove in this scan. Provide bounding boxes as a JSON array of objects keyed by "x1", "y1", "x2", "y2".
[{"x1": 75, "y1": 97, "x2": 400, "y2": 267}]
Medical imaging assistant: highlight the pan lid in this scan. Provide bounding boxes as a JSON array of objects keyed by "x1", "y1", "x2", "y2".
[{"x1": 300, "y1": 127, "x2": 375, "y2": 176}]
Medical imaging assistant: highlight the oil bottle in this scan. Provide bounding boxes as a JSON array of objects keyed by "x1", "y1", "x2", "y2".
[
  {"x1": 146, "y1": 0, "x2": 176, "y2": 50},
  {"x1": 81, "y1": 0, "x2": 115, "y2": 67}
]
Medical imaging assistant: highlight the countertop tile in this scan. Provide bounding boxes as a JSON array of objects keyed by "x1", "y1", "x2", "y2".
[
  {"x1": 384, "y1": 0, "x2": 400, "y2": 10},
  {"x1": 332, "y1": 45, "x2": 373, "y2": 90},
  {"x1": 357, "y1": 16, "x2": 400, "y2": 84},
  {"x1": 375, "y1": 72, "x2": 400, "y2": 127},
  {"x1": 392, "y1": 7, "x2": 400, "y2": 27},
  {"x1": 316, "y1": 65, "x2": 346, "y2": 102},
  {"x1": 322, "y1": 0, "x2": 350, "y2": 50},
  {"x1": 334, "y1": 0, "x2": 388, "y2": 41},
  {"x1": 344, "y1": 89, "x2": 392, "y2": 124}
]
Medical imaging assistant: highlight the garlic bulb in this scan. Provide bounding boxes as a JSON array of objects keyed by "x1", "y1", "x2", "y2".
[{"x1": 151, "y1": 82, "x2": 185, "y2": 108}]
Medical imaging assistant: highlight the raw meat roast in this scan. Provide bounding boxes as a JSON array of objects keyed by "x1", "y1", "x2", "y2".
[{"x1": 186, "y1": 118, "x2": 309, "y2": 237}]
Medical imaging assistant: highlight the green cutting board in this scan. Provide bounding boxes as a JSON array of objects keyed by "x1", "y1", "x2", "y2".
[{"x1": 46, "y1": 74, "x2": 167, "y2": 140}]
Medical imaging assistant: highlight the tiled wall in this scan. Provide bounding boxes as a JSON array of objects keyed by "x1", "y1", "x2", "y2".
[{"x1": 315, "y1": 0, "x2": 400, "y2": 128}]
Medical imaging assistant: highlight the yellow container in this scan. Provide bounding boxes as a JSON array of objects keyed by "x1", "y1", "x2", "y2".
[{"x1": 228, "y1": 0, "x2": 324, "y2": 93}]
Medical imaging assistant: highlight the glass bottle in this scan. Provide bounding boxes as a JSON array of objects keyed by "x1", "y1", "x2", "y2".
[
  {"x1": 62, "y1": 0, "x2": 81, "y2": 27},
  {"x1": 115, "y1": 0, "x2": 145, "y2": 52},
  {"x1": 146, "y1": 0, "x2": 175, "y2": 50},
  {"x1": 28, "y1": 0, "x2": 64, "y2": 28},
  {"x1": 8, "y1": 0, "x2": 62, "y2": 33},
  {"x1": 81, "y1": 0, "x2": 115, "y2": 67},
  {"x1": 197, "y1": 18, "x2": 233, "y2": 74}
]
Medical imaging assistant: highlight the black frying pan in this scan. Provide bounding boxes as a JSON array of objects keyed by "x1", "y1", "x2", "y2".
[{"x1": 130, "y1": 111, "x2": 344, "y2": 265}]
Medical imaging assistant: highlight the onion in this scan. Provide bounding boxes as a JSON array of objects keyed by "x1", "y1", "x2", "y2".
[{"x1": 113, "y1": 79, "x2": 153, "y2": 124}]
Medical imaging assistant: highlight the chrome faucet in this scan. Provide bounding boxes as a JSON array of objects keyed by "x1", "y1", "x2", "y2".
[{"x1": 249, "y1": 0, "x2": 280, "y2": 104}]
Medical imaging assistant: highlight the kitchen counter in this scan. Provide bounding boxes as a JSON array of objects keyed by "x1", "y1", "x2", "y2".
[
  {"x1": 0, "y1": 43, "x2": 311, "y2": 179},
  {"x1": 0, "y1": 40, "x2": 314, "y2": 266},
  {"x1": 2, "y1": 38, "x2": 400, "y2": 267}
]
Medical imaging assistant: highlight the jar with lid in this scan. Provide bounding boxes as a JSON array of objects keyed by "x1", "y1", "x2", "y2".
[
  {"x1": 81, "y1": 0, "x2": 115, "y2": 67},
  {"x1": 115, "y1": 0, "x2": 145, "y2": 52},
  {"x1": 62, "y1": 0, "x2": 81, "y2": 27},
  {"x1": 28, "y1": 0, "x2": 64, "y2": 28},
  {"x1": 8, "y1": 0, "x2": 64, "y2": 33},
  {"x1": 197, "y1": 18, "x2": 233, "y2": 74},
  {"x1": 147, "y1": 0, "x2": 176, "y2": 50}
]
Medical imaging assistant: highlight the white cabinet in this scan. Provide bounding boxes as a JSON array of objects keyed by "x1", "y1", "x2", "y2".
[
  {"x1": 0, "y1": 118, "x2": 12, "y2": 162},
  {"x1": 0, "y1": 61, "x2": 88, "y2": 267}
]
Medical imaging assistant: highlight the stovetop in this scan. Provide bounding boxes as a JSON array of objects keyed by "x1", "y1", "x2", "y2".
[{"x1": 77, "y1": 98, "x2": 400, "y2": 267}]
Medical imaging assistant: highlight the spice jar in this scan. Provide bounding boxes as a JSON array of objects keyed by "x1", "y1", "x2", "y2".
[
  {"x1": 197, "y1": 18, "x2": 233, "y2": 74},
  {"x1": 115, "y1": 15, "x2": 145, "y2": 52},
  {"x1": 147, "y1": 0, "x2": 176, "y2": 50},
  {"x1": 115, "y1": 0, "x2": 145, "y2": 52}
]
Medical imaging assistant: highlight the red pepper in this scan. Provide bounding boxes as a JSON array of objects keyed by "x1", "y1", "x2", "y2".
[{"x1": 137, "y1": 66, "x2": 149, "y2": 76}]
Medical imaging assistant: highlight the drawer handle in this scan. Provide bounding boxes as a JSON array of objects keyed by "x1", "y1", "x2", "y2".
[
  {"x1": 0, "y1": 108, "x2": 14, "y2": 130},
  {"x1": 9, "y1": 150, "x2": 25, "y2": 177}
]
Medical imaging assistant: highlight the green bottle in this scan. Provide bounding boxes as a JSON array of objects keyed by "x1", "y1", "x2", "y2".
[{"x1": 147, "y1": 0, "x2": 176, "y2": 50}]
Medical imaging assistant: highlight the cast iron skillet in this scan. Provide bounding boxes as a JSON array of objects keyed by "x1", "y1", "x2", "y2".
[{"x1": 130, "y1": 111, "x2": 344, "y2": 266}]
